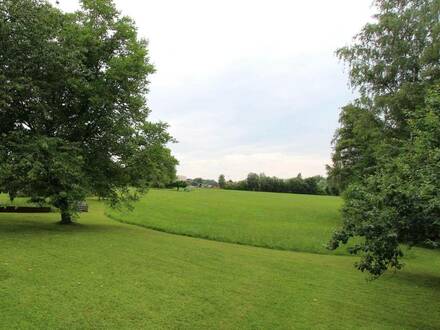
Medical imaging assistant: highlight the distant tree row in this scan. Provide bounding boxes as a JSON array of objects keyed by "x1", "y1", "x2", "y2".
[
  {"x1": 189, "y1": 178, "x2": 218, "y2": 187},
  {"x1": 165, "y1": 177, "x2": 219, "y2": 190},
  {"x1": 221, "y1": 173, "x2": 335, "y2": 196}
]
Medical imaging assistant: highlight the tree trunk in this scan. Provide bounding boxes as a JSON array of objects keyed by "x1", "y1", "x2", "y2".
[
  {"x1": 60, "y1": 209, "x2": 73, "y2": 224},
  {"x1": 58, "y1": 196, "x2": 73, "y2": 225}
]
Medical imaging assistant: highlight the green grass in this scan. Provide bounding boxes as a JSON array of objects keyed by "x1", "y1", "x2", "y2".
[
  {"x1": 1, "y1": 192, "x2": 439, "y2": 329},
  {"x1": 107, "y1": 189, "x2": 346, "y2": 254},
  {"x1": 0, "y1": 195, "x2": 31, "y2": 207},
  {"x1": 0, "y1": 195, "x2": 50, "y2": 208}
]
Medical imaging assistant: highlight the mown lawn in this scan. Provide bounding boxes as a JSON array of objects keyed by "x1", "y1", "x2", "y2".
[
  {"x1": 1, "y1": 197, "x2": 440, "y2": 329},
  {"x1": 107, "y1": 189, "x2": 346, "y2": 254}
]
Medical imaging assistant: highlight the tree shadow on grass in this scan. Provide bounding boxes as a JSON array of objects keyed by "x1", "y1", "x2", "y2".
[
  {"x1": 0, "y1": 218, "x2": 121, "y2": 236},
  {"x1": 387, "y1": 270, "x2": 440, "y2": 291}
]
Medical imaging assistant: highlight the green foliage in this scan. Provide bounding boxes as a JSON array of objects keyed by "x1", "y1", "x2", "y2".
[
  {"x1": 172, "y1": 180, "x2": 188, "y2": 191},
  {"x1": 191, "y1": 178, "x2": 203, "y2": 187},
  {"x1": 186, "y1": 177, "x2": 217, "y2": 187},
  {"x1": 0, "y1": 134, "x2": 86, "y2": 221},
  {"x1": 0, "y1": 0, "x2": 177, "y2": 222},
  {"x1": 246, "y1": 172, "x2": 260, "y2": 191},
  {"x1": 225, "y1": 173, "x2": 331, "y2": 195},
  {"x1": 330, "y1": 86, "x2": 440, "y2": 276},
  {"x1": 327, "y1": 104, "x2": 383, "y2": 192},
  {"x1": 328, "y1": 0, "x2": 440, "y2": 276},
  {"x1": 336, "y1": 0, "x2": 439, "y2": 134},
  {"x1": 218, "y1": 174, "x2": 226, "y2": 189},
  {"x1": 328, "y1": 0, "x2": 440, "y2": 190}
]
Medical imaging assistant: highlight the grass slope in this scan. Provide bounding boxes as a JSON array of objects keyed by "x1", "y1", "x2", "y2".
[
  {"x1": 1, "y1": 199, "x2": 440, "y2": 329},
  {"x1": 107, "y1": 189, "x2": 346, "y2": 254}
]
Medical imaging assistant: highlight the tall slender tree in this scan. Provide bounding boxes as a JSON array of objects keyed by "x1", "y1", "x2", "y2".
[
  {"x1": 328, "y1": 0, "x2": 440, "y2": 276},
  {"x1": 218, "y1": 174, "x2": 226, "y2": 189}
]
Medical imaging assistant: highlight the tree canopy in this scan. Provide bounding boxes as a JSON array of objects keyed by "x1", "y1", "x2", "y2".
[
  {"x1": 327, "y1": 0, "x2": 440, "y2": 276},
  {"x1": 225, "y1": 173, "x2": 330, "y2": 196},
  {"x1": 218, "y1": 174, "x2": 226, "y2": 189},
  {"x1": 0, "y1": 0, "x2": 177, "y2": 223}
]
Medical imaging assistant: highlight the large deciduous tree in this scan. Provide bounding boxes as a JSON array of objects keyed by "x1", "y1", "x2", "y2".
[
  {"x1": 0, "y1": 0, "x2": 177, "y2": 223},
  {"x1": 328, "y1": 0, "x2": 440, "y2": 276}
]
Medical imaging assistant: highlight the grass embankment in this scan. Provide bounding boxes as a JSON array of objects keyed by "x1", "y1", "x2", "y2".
[
  {"x1": 107, "y1": 189, "x2": 346, "y2": 254},
  {"x1": 1, "y1": 193, "x2": 440, "y2": 328}
]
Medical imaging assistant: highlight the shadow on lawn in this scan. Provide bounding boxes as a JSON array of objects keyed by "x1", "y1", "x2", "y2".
[
  {"x1": 0, "y1": 218, "x2": 120, "y2": 235},
  {"x1": 387, "y1": 269, "x2": 440, "y2": 290}
]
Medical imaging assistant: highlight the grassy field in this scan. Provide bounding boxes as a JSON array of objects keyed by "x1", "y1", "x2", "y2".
[
  {"x1": 107, "y1": 189, "x2": 345, "y2": 254},
  {"x1": 1, "y1": 191, "x2": 440, "y2": 329}
]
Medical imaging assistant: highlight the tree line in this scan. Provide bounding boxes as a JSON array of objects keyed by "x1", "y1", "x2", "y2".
[
  {"x1": 221, "y1": 173, "x2": 335, "y2": 196},
  {"x1": 166, "y1": 177, "x2": 218, "y2": 190}
]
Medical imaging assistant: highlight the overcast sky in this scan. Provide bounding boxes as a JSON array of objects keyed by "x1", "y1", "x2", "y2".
[{"x1": 54, "y1": 0, "x2": 374, "y2": 180}]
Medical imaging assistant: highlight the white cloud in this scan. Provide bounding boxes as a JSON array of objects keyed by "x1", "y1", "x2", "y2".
[
  {"x1": 53, "y1": 0, "x2": 374, "y2": 180},
  {"x1": 176, "y1": 150, "x2": 329, "y2": 181}
]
